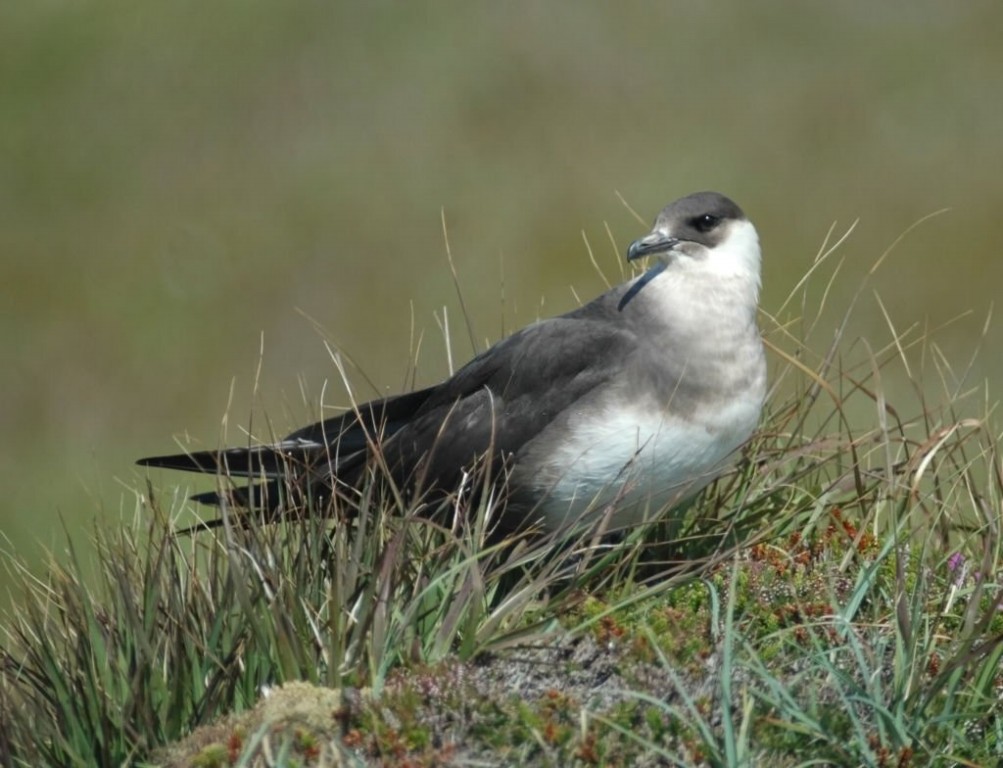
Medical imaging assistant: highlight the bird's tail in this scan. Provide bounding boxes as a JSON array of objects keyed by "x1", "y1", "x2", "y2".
[{"x1": 136, "y1": 438, "x2": 325, "y2": 478}]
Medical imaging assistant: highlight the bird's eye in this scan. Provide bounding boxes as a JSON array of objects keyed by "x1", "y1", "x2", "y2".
[{"x1": 691, "y1": 214, "x2": 720, "y2": 233}]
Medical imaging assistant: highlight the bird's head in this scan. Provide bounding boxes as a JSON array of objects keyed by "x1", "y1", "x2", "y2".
[{"x1": 620, "y1": 191, "x2": 761, "y2": 311}]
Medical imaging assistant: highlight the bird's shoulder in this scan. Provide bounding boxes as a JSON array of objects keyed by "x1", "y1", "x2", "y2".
[
  {"x1": 284, "y1": 290, "x2": 639, "y2": 445},
  {"x1": 425, "y1": 304, "x2": 636, "y2": 406}
]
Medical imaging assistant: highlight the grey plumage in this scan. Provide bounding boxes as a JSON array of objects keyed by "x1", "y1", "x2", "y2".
[{"x1": 138, "y1": 191, "x2": 767, "y2": 532}]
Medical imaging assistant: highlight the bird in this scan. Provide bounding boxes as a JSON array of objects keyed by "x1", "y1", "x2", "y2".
[{"x1": 138, "y1": 191, "x2": 767, "y2": 534}]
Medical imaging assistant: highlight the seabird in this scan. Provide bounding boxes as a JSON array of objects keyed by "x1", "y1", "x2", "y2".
[{"x1": 138, "y1": 191, "x2": 767, "y2": 533}]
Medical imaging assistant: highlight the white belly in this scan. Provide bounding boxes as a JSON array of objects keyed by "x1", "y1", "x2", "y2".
[{"x1": 534, "y1": 397, "x2": 760, "y2": 532}]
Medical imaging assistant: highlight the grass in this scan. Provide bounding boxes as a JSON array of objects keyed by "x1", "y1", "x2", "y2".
[{"x1": 1, "y1": 222, "x2": 1002, "y2": 766}]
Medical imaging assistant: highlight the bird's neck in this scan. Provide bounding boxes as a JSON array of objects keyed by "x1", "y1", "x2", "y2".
[{"x1": 639, "y1": 267, "x2": 760, "y2": 337}]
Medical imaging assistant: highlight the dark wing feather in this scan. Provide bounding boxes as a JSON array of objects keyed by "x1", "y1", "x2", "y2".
[
  {"x1": 366, "y1": 313, "x2": 637, "y2": 494},
  {"x1": 136, "y1": 388, "x2": 437, "y2": 477},
  {"x1": 140, "y1": 295, "x2": 636, "y2": 513}
]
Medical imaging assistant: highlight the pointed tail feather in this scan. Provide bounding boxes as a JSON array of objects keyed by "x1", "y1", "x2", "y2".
[
  {"x1": 189, "y1": 481, "x2": 281, "y2": 508},
  {"x1": 179, "y1": 478, "x2": 344, "y2": 534},
  {"x1": 136, "y1": 439, "x2": 326, "y2": 477}
]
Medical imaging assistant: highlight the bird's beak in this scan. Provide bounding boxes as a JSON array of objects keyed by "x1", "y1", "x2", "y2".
[{"x1": 627, "y1": 231, "x2": 679, "y2": 262}]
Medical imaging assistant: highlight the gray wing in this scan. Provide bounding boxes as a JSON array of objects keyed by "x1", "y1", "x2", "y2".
[
  {"x1": 374, "y1": 308, "x2": 637, "y2": 495},
  {"x1": 138, "y1": 291, "x2": 638, "y2": 510}
]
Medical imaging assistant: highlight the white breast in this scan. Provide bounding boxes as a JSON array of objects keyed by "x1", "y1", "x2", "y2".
[
  {"x1": 524, "y1": 216, "x2": 766, "y2": 532},
  {"x1": 534, "y1": 391, "x2": 762, "y2": 532}
]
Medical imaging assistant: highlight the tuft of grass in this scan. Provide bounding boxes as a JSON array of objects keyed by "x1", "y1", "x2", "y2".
[{"x1": 2, "y1": 218, "x2": 1002, "y2": 766}]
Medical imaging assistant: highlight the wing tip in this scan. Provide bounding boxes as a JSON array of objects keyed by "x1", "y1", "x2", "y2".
[{"x1": 135, "y1": 451, "x2": 221, "y2": 473}]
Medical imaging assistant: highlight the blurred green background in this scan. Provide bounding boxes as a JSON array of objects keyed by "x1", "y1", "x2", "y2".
[{"x1": 2, "y1": 1, "x2": 1002, "y2": 586}]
